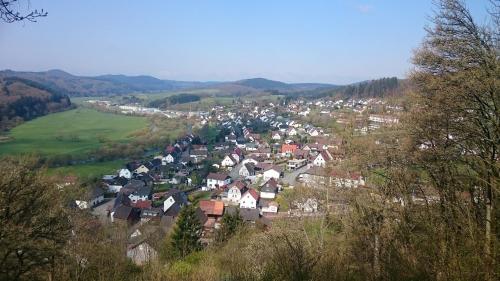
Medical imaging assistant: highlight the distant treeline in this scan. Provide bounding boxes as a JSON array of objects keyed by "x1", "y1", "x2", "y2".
[
  {"x1": 271, "y1": 77, "x2": 405, "y2": 100},
  {"x1": 149, "y1": 93, "x2": 201, "y2": 108},
  {"x1": 334, "y1": 77, "x2": 401, "y2": 98},
  {"x1": 0, "y1": 77, "x2": 73, "y2": 131}
]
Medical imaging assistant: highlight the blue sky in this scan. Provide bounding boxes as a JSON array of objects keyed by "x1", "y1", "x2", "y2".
[{"x1": 0, "y1": 0, "x2": 492, "y2": 84}]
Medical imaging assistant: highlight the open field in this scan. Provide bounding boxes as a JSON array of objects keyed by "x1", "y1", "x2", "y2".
[
  {"x1": 0, "y1": 108, "x2": 148, "y2": 157},
  {"x1": 47, "y1": 159, "x2": 125, "y2": 179}
]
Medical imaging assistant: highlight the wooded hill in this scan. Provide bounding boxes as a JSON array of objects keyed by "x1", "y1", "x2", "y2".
[{"x1": 0, "y1": 77, "x2": 73, "y2": 130}]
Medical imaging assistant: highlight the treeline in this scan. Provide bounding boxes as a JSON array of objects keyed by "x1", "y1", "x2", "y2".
[
  {"x1": 0, "y1": 77, "x2": 73, "y2": 130},
  {"x1": 333, "y1": 77, "x2": 403, "y2": 98},
  {"x1": 149, "y1": 94, "x2": 201, "y2": 108},
  {"x1": 268, "y1": 77, "x2": 404, "y2": 100}
]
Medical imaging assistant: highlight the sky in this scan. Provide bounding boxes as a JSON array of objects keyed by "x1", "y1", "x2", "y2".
[{"x1": 0, "y1": 0, "x2": 493, "y2": 84}]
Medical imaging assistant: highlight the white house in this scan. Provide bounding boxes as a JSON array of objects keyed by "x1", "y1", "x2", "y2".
[
  {"x1": 259, "y1": 200, "x2": 279, "y2": 214},
  {"x1": 75, "y1": 187, "x2": 105, "y2": 209},
  {"x1": 271, "y1": 131, "x2": 282, "y2": 140},
  {"x1": 263, "y1": 166, "x2": 283, "y2": 181},
  {"x1": 313, "y1": 151, "x2": 333, "y2": 167},
  {"x1": 128, "y1": 186, "x2": 151, "y2": 203},
  {"x1": 239, "y1": 189, "x2": 259, "y2": 209},
  {"x1": 287, "y1": 127, "x2": 297, "y2": 136},
  {"x1": 221, "y1": 155, "x2": 237, "y2": 168},
  {"x1": 206, "y1": 173, "x2": 231, "y2": 189},
  {"x1": 119, "y1": 168, "x2": 132, "y2": 179},
  {"x1": 226, "y1": 181, "x2": 247, "y2": 204},
  {"x1": 162, "y1": 154, "x2": 175, "y2": 165},
  {"x1": 260, "y1": 179, "x2": 278, "y2": 199},
  {"x1": 239, "y1": 163, "x2": 255, "y2": 177},
  {"x1": 308, "y1": 128, "x2": 320, "y2": 137}
]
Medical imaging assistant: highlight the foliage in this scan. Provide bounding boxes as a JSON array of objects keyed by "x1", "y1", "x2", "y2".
[
  {"x1": 0, "y1": 156, "x2": 71, "y2": 281},
  {"x1": 215, "y1": 208, "x2": 243, "y2": 243},
  {"x1": 170, "y1": 205, "x2": 203, "y2": 259}
]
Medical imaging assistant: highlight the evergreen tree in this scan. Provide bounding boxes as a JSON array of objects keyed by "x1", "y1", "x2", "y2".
[
  {"x1": 170, "y1": 205, "x2": 202, "y2": 258},
  {"x1": 215, "y1": 208, "x2": 243, "y2": 243}
]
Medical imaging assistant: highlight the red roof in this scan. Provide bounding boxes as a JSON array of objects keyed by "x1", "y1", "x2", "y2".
[
  {"x1": 228, "y1": 180, "x2": 246, "y2": 190},
  {"x1": 199, "y1": 200, "x2": 224, "y2": 216},
  {"x1": 131, "y1": 200, "x2": 152, "y2": 209},
  {"x1": 245, "y1": 189, "x2": 259, "y2": 200},
  {"x1": 281, "y1": 144, "x2": 298, "y2": 153}
]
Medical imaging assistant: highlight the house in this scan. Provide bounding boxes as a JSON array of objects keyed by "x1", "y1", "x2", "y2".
[
  {"x1": 293, "y1": 149, "x2": 309, "y2": 160},
  {"x1": 287, "y1": 159, "x2": 307, "y2": 170},
  {"x1": 260, "y1": 179, "x2": 278, "y2": 199},
  {"x1": 286, "y1": 127, "x2": 297, "y2": 136},
  {"x1": 133, "y1": 164, "x2": 150, "y2": 175},
  {"x1": 129, "y1": 186, "x2": 152, "y2": 203},
  {"x1": 240, "y1": 189, "x2": 259, "y2": 209},
  {"x1": 162, "y1": 153, "x2": 176, "y2": 165},
  {"x1": 226, "y1": 181, "x2": 248, "y2": 204},
  {"x1": 221, "y1": 154, "x2": 237, "y2": 168},
  {"x1": 206, "y1": 173, "x2": 231, "y2": 189},
  {"x1": 163, "y1": 189, "x2": 188, "y2": 213},
  {"x1": 239, "y1": 163, "x2": 255, "y2": 177},
  {"x1": 111, "y1": 205, "x2": 140, "y2": 223},
  {"x1": 281, "y1": 144, "x2": 298, "y2": 156},
  {"x1": 119, "y1": 168, "x2": 132, "y2": 179},
  {"x1": 259, "y1": 200, "x2": 279, "y2": 214},
  {"x1": 271, "y1": 131, "x2": 282, "y2": 140},
  {"x1": 75, "y1": 187, "x2": 105, "y2": 209},
  {"x1": 199, "y1": 200, "x2": 224, "y2": 230},
  {"x1": 313, "y1": 151, "x2": 333, "y2": 167},
  {"x1": 190, "y1": 149, "x2": 208, "y2": 163},
  {"x1": 106, "y1": 176, "x2": 129, "y2": 193},
  {"x1": 263, "y1": 166, "x2": 283, "y2": 181},
  {"x1": 199, "y1": 200, "x2": 224, "y2": 218}
]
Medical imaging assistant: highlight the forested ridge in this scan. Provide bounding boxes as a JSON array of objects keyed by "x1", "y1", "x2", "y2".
[{"x1": 0, "y1": 77, "x2": 73, "y2": 130}]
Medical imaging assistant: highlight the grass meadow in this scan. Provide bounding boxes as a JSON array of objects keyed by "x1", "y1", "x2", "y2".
[{"x1": 0, "y1": 108, "x2": 148, "y2": 157}]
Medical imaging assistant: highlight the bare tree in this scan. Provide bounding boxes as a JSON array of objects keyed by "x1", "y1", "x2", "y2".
[{"x1": 0, "y1": 0, "x2": 46, "y2": 23}]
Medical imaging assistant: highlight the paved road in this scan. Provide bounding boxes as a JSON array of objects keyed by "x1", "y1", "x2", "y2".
[{"x1": 282, "y1": 165, "x2": 310, "y2": 186}]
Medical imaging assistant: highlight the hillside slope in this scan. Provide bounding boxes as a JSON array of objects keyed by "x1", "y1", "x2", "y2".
[{"x1": 0, "y1": 77, "x2": 73, "y2": 130}]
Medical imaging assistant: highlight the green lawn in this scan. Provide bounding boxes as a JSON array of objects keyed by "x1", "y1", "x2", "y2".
[
  {"x1": 47, "y1": 159, "x2": 124, "y2": 179},
  {"x1": 0, "y1": 108, "x2": 148, "y2": 157}
]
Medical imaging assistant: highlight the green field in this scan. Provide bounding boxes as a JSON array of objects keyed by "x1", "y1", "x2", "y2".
[
  {"x1": 0, "y1": 108, "x2": 148, "y2": 157},
  {"x1": 47, "y1": 159, "x2": 125, "y2": 179}
]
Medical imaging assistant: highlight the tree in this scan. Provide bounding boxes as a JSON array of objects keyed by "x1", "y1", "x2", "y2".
[
  {"x1": 0, "y1": 0, "x2": 47, "y2": 23},
  {"x1": 170, "y1": 205, "x2": 202, "y2": 259},
  {"x1": 215, "y1": 208, "x2": 242, "y2": 243},
  {"x1": 411, "y1": 0, "x2": 499, "y2": 276},
  {"x1": 0, "y1": 157, "x2": 71, "y2": 281}
]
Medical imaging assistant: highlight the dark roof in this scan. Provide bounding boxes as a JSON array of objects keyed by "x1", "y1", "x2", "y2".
[
  {"x1": 113, "y1": 205, "x2": 133, "y2": 220},
  {"x1": 123, "y1": 179, "x2": 145, "y2": 191},
  {"x1": 150, "y1": 158, "x2": 162, "y2": 167},
  {"x1": 207, "y1": 172, "x2": 230, "y2": 181},
  {"x1": 164, "y1": 189, "x2": 188, "y2": 205},
  {"x1": 132, "y1": 186, "x2": 152, "y2": 197},
  {"x1": 239, "y1": 208, "x2": 260, "y2": 222},
  {"x1": 164, "y1": 202, "x2": 182, "y2": 217}
]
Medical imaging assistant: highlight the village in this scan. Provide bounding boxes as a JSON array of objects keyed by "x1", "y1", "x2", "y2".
[{"x1": 72, "y1": 95, "x2": 403, "y2": 265}]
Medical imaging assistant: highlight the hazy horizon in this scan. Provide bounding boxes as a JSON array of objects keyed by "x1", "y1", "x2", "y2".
[{"x1": 0, "y1": 0, "x2": 490, "y2": 84}]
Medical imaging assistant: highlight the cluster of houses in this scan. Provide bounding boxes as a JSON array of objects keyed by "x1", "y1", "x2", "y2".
[{"x1": 69, "y1": 95, "x2": 408, "y2": 266}]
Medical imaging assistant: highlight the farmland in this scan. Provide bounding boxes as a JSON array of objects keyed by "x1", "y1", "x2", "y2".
[{"x1": 0, "y1": 108, "x2": 148, "y2": 157}]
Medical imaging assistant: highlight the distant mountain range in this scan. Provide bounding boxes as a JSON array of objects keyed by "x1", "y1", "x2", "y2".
[{"x1": 0, "y1": 69, "x2": 341, "y2": 97}]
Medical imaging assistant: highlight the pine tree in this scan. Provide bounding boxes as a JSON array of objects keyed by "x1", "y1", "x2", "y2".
[{"x1": 170, "y1": 205, "x2": 202, "y2": 258}]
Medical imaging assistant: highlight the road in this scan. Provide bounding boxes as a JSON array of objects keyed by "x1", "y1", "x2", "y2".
[{"x1": 282, "y1": 165, "x2": 310, "y2": 186}]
